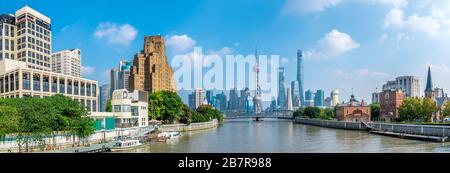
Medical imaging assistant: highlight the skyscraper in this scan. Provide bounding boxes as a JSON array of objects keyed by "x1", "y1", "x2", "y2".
[
  {"x1": 331, "y1": 90, "x2": 339, "y2": 106},
  {"x1": 253, "y1": 48, "x2": 262, "y2": 114},
  {"x1": 297, "y1": 50, "x2": 305, "y2": 106},
  {"x1": 206, "y1": 90, "x2": 214, "y2": 105},
  {"x1": 130, "y1": 35, "x2": 175, "y2": 93},
  {"x1": 305, "y1": 90, "x2": 314, "y2": 107},
  {"x1": 228, "y1": 88, "x2": 239, "y2": 110},
  {"x1": 314, "y1": 90, "x2": 325, "y2": 107},
  {"x1": 51, "y1": 49, "x2": 82, "y2": 77},
  {"x1": 188, "y1": 88, "x2": 206, "y2": 109},
  {"x1": 278, "y1": 67, "x2": 286, "y2": 108},
  {"x1": 0, "y1": 6, "x2": 52, "y2": 71},
  {"x1": 291, "y1": 80, "x2": 300, "y2": 108},
  {"x1": 286, "y1": 87, "x2": 293, "y2": 111},
  {"x1": 99, "y1": 84, "x2": 110, "y2": 112},
  {"x1": 110, "y1": 68, "x2": 118, "y2": 97},
  {"x1": 118, "y1": 60, "x2": 132, "y2": 91}
]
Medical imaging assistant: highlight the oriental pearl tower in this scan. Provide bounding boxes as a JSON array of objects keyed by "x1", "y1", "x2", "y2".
[{"x1": 253, "y1": 48, "x2": 262, "y2": 114}]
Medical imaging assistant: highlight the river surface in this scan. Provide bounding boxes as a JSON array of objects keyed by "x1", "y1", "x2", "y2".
[{"x1": 118, "y1": 119, "x2": 450, "y2": 153}]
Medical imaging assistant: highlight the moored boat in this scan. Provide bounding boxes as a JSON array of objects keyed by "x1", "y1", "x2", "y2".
[{"x1": 111, "y1": 139, "x2": 143, "y2": 151}]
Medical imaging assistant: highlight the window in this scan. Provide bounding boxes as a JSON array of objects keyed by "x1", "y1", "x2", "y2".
[
  {"x1": 52, "y1": 78, "x2": 57, "y2": 93},
  {"x1": 59, "y1": 79, "x2": 65, "y2": 93},
  {"x1": 92, "y1": 100, "x2": 97, "y2": 112},
  {"x1": 10, "y1": 27, "x2": 14, "y2": 37},
  {"x1": 43, "y1": 76, "x2": 49, "y2": 92},
  {"x1": 67, "y1": 80, "x2": 72, "y2": 94},
  {"x1": 86, "y1": 100, "x2": 91, "y2": 112},
  {"x1": 131, "y1": 106, "x2": 139, "y2": 116},
  {"x1": 5, "y1": 25, "x2": 9, "y2": 36},
  {"x1": 11, "y1": 40, "x2": 14, "y2": 51},
  {"x1": 33, "y1": 74, "x2": 40, "y2": 91},
  {"x1": 113, "y1": 105, "x2": 121, "y2": 112},
  {"x1": 5, "y1": 39, "x2": 9, "y2": 51},
  {"x1": 74, "y1": 81, "x2": 79, "y2": 95},
  {"x1": 23, "y1": 72, "x2": 30, "y2": 90},
  {"x1": 81, "y1": 82, "x2": 85, "y2": 96}
]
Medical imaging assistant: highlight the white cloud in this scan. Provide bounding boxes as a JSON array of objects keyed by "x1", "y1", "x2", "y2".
[
  {"x1": 282, "y1": 0, "x2": 342, "y2": 14},
  {"x1": 166, "y1": 34, "x2": 197, "y2": 54},
  {"x1": 357, "y1": 69, "x2": 390, "y2": 78},
  {"x1": 82, "y1": 66, "x2": 96, "y2": 76},
  {"x1": 305, "y1": 29, "x2": 359, "y2": 59},
  {"x1": 384, "y1": 7, "x2": 441, "y2": 37},
  {"x1": 94, "y1": 22, "x2": 138, "y2": 46},
  {"x1": 281, "y1": 57, "x2": 289, "y2": 64}
]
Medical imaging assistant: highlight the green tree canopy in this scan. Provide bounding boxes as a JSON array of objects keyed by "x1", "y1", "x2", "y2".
[{"x1": 148, "y1": 91, "x2": 184, "y2": 124}]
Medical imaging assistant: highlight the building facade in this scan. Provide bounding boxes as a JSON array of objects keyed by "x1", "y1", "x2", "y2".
[
  {"x1": 305, "y1": 90, "x2": 314, "y2": 107},
  {"x1": 331, "y1": 90, "x2": 339, "y2": 107},
  {"x1": 51, "y1": 49, "x2": 81, "y2": 77},
  {"x1": 110, "y1": 68, "x2": 118, "y2": 97},
  {"x1": 0, "y1": 14, "x2": 16, "y2": 62},
  {"x1": 372, "y1": 92, "x2": 380, "y2": 104},
  {"x1": 380, "y1": 90, "x2": 405, "y2": 122},
  {"x1": 189, "y1": 88, "x2": 206, "y2": 109},
  {"x1": 0, "y1": 59, "x2": 98, "y2": 112},
  {"x1": 278, "y1": 67, "x2": 286, "y2": 108},
  {"x1": 314, "y1": 90, "x2": 325, "y2": 107},
  {"x1": 228, "y1": 88, "x2": 239, "y2": 110},
  {"x1": 110, "y1": 89, "x2": 148, "y2": 127},
  {"x1": 291, "y1": 80, "x2": 300, "y2": 108},
  {"x1": 336, "y1": 95, "x2": 371, "y2": 122},
  {"x1": 382, "y1": 76, "x2": 420, "y2": 98},
  {"x1": 118, "y1": 60, "x2": 132, "y2": 91},
  {"x1": 99, "y1": 84, "x2": 110, "y2": 112},
  {"x1": 130, "y1": 35, "x2": 175, "y2": 93}
]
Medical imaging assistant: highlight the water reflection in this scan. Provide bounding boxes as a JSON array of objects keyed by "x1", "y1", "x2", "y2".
[{"x1": 118, "y1": 119, "x2": 450, "y2": 153}]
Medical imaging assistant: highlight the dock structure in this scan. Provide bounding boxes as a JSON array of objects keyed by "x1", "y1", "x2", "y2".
[
  {"x1": 45, "y1": 142, "x2": 116, "y2": 153},
  {"x1": 361, "y1": 121, "x2": 449, "y2": 143}
]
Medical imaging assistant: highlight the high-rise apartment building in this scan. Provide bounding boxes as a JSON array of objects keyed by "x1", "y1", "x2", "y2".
[
  {"x1": 297, "y1": 50, "x2": 305, "y2": 106},
  {"x1": 130, "y1": 35, "x2": 175, "y2": 93},
  {"x1": 51, "y1": 49, "x2": 81, "y2": 77},
  {"x1": 228, "y1": 88, "x2": 239, "y2": 110},
  {"x1": 0, "y1": 6, "x2": 52, "y2": 71},
  {"x1": 0, "y1": 14, "x2": 16, "y2": 61},
  {"x1": 382, "y1": 76, "x2": 420, "y2": 98}
]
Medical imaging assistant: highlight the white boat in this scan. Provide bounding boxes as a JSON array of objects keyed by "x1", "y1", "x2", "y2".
[
  {"x1": 111, "y1": 139, "x2": 143, "y2": 151},
  {"x1": 157, "y1": 132, "x2": 181, "y2": 142}
]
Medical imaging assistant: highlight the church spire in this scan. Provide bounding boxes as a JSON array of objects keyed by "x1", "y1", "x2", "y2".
[
  {"x1": 425, "y1": 66, "x2": 434, "y2": 98},
  {"x1": 425, "y1": 66, "x2": 433, "y2": 92}
]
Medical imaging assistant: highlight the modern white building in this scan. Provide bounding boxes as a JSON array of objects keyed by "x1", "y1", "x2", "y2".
[
  {"x1": 14, "y1": 6, "x2": 52, "y2": 71},
  {"x1": 51, "y1": 49, "x2": 81, "y2": 77},
  {"x1": 189, "y1": 88, "x2": 206, "y2": 109},
  {"x1": 110, "y1": 89, "x2": 148, "y2": 127},
  {"x1": 0, "y1": 59, "x2": 98, "y2": 112},
  {"x1": 286, "y1": 87, "x2": 293, "y2": 111},
  {"x1": 382, "y1": 76, "x2": 420, "y2": 98},
  {"x1": 331, "y1": 90, "x2": 339, "y2": 107}
]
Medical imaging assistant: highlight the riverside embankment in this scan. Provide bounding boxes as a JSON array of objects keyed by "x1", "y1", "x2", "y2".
[
  {"x1": 0, "y1": 119, "x2": 219, "y2": 153},
  {"x1": 295, "y1": 118, "x2": 450, "y2": 142}
]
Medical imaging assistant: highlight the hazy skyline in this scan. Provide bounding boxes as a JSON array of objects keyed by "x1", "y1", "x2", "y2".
[{"x1": 2, "y1": 0, "x2": 450, "y2": 102}]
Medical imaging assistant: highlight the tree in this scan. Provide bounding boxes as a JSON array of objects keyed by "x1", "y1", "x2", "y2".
[
  {"x1": 149, "y1": 91, "x2": 184, "y2": 124},
  {"x1": 421, "y1": 98, "x2": 438, "y2": 122},
  {"x1": 303, "y1": 107, "x2": 320, "y2": 119},
  {"x1": 319, "y1": 108, "x2": 335, "y2": 120},
  {"x1": 370, "y1": 103, "x2": 380, "y2": 121},
  {"x1": 180, "y1": 104, "x2": 193, "y2": 124},
  {"x1": 106, "y1": 99, "x2": 112, "y2": 112},
  {"x1": 443, "y1": 102, "x2": 450, "y2": 118},
  {"x1": 0, "y1": 106, "x2": 21, "y2": 139},
  {"x1": 398, "y1": 98, "x2": 429, "y2": 122},
  {"x1": 293, "y1": 108, "x2": 305, "y2": 117}
]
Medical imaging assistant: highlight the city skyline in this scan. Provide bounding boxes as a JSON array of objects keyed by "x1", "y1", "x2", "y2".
[{"x1": 2, "y1": 1, "x2": 450, "y2": 102}]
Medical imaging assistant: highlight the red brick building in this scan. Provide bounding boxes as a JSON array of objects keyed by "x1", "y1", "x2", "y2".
[
  {"x1": 380, "y1": 90, "x2": 405, "y2": 122},
  {"x1": 336, "y1": 95, "x2": 371, "y2": 122}
]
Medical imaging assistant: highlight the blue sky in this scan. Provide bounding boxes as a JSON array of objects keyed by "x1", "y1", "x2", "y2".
[{"x1": 3, "y1": 0, "x2": 450, "y2": 103}]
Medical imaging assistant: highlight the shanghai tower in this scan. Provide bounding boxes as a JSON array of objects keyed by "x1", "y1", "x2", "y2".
[{"x1": 297, "y1": 50, "x2": 305, "y2": 106}]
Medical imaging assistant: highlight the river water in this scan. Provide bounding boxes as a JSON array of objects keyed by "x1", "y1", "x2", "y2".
[{"x1": 118, "y1": 119, "x2": 450, "y2": 153}]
